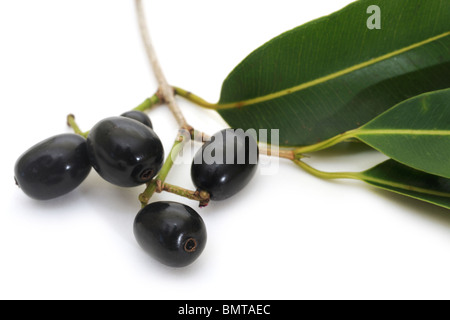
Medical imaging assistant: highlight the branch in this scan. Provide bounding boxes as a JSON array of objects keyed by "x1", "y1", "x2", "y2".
[{"x1": 135, "y1": 0, "x2": 189, "y2": 129}]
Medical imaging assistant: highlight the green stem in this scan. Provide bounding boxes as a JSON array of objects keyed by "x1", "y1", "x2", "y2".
[
  {"x1": 293, "y1": 159, "x2": 361, "y2": 180},
  {"x1": 67, "y1": 95, "x2": 162, "y2": 139},
  {"x1": 294, "y1": 159, "x2": 450, "y2": 199},
  {"x1": 133, "y1": 94, "x2": 162, "y2": 112},
  {"x1": 173, "y1": 87, "x2": 218, "y2": 109},
  {"x1": 67, "y1": 114, "x2": 89, "y2": 138},
  {"x1": 293, "y1": 130, "x2": 358, "y2": 156},
  {"x1": 139, "y1": 132, "x2": 188, "y2": 207}
]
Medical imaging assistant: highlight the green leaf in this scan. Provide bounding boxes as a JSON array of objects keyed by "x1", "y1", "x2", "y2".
[
  {"x1": 359, "y1": 159, "x2": 450, "y2": 210},
  {"x1": 355, "y1": 88, "x2": 450, "y2": 178},
  {"x1": 217, "y1": 0, "x2": 450, "y2": 146}
]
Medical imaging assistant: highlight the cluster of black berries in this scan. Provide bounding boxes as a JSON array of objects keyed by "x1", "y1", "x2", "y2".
[{"x1": 14, "y1": 110, "x2": 258, "y2": 267}]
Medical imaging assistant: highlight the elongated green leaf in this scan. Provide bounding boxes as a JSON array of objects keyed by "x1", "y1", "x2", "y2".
[
  {"x1": 355, "y1": 88, "x2": 450, "y2": 178},
  {"x1": 217, "y1": 0, "x2": 450, "y2": 146},
  {"x1": 359, "y1": 159, "x2": 450, "y2": 210}
]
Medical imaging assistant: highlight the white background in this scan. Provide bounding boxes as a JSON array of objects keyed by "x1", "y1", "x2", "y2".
[{"x1": 1, "y1": 0, "x2": 449, "y2": 300}]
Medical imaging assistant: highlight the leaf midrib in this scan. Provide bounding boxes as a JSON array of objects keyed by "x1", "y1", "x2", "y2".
[
  {"x1": 357, "y1": 129, "x2": 450, "y2": 136},
  {"x1": 217, "y1": 32, "x2": 450, "y2": 110},
  {"x1": 360, "y1": 174, "x2": 450, "y2": 198}
]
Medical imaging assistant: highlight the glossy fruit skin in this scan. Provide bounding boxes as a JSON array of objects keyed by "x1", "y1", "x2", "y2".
[
  {"x1": 121, "y1": 111, "x2": 153, "y2": 129},
  {"x1": 134, "y1": 201, "x2": 207, "y2": 268},
  {"x1": 14, "y1": 134, "x2": 91, "y2": 200},
  {"x1": 191, "y1": 129, "x2": 259, "y2": 200},
  {"x1": 87, "y1": 117, "x2": 164, "y2": 187}
]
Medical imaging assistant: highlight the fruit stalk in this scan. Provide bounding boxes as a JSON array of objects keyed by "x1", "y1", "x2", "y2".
[
  {"x1": 133, "y1": 94, "x2": 162, "y2": 112},
  {"x1": 67, "y1": 114, "x2": 88, "y2": 138},
  {"x1": 139, "y1": 131, "x2": 189, "y2": 207},
  {"x1": 158, "y1": 182, "x2": 210, "y2": 208}
]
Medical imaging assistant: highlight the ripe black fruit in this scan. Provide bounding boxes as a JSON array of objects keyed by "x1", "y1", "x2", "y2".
[
  {"x1": 134, "y1": 201, "x2": 207, "y2": 268},
  {"x1": 87, "y1": 117, "x2": 164, "y2": 187},
  {"x1": 14, "y1": 134, "x2": 91, "y2": 200},
  {"x1": 191, "y1": 129, "x2": 258, "y2": 200},
  {"x1": 121, "y1": 111, "x2": 153, "y2": 129}
]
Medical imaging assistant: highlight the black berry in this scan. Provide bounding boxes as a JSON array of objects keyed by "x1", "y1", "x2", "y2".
[
  {"x1": 87, "y1": 117, "x2": 164, "y2": 187},
  {"x1": 121, "y1": 111, "x2": 153, "y2": 129},
  {"x1": 134, "y1": 201, "x2": 207, "y2": 268},
  {"x1": 14, "y1": 134, "x2": 91, "y2": 200},
  {"x1": 191, "y1": 129, "x2": 259, "y2": 200}
]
